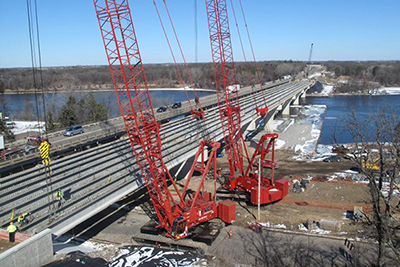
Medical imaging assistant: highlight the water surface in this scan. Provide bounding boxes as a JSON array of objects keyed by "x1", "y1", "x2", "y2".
[{"x1": 304, "y1": 95, "x2": 400, "y2": 144}]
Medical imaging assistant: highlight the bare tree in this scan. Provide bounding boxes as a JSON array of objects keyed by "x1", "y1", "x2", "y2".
[{"x1": 340, "y1": 108, "x2": 400, "y2": 266}]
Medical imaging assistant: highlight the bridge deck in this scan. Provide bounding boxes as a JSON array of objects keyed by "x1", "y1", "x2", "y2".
[{"x1": 0, "y1": 80, "x2": 312, "y2": 236}]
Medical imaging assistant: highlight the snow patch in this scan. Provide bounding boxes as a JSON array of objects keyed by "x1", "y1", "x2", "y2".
[
  {"x1": 369, "y1": 87, "x2": 400, "y2": 95},
  {"x1": 292, "y1": 105, "x2": 327, "y2": 160},
  {"x1": 110, "y1": 246, "x2": 196, "y2": 267},
  {"x1": 275, "y1": 139, "x2": 286, "y2": 149},
  {"x1": 11, "y1": 121, "x2": 45, "y2": 135},
  {"x1": 53, "y1": 237, "x2": 113, "y2": 255},
  {"x1": 273, "y1": 120, "x2": 284, "y2": 131},
  {"x1": 320, "y1": 85, "x2": 334, "y2": 96},
  {"x1": 308, "y1": 72, "x2": 322, "y2": 79}
]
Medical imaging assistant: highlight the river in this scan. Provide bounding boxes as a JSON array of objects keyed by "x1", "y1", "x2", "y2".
[
  {"x1": 0, "y1": 90, "x2": 214, "y2": 119},
  {"x1": 3, "y1": 91, "x2": 400, "y2": 145},
  {"x1": 304, "y1": 95, "x2": 400, "y2": 144}
]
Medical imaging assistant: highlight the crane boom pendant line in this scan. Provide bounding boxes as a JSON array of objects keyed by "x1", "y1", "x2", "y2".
[
  {"x1": 204, "y1": 0, "x2": 250, "y2": 180},
  {"x1": 204, "y1": 0, "x2": 288, "y2": 204},
  {"x1": 93, "y1": 0, "x2": 181, "y2": 230}
]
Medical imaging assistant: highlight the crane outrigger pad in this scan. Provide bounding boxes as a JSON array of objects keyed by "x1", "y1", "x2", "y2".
[
  {"x1": 133, "y1": 232, "x2": 208, "y2": 254},
  {"x1": 137, "y1": 220, "x2": 222, "y2": 251}
]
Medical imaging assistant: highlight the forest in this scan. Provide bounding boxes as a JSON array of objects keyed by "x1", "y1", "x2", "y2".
[
  {"x1": 0, "y1": 61, "x2": 305, "y2": 92},
  {"x1": 325, "y1": 61, "x2": 400, "y2": 86}
]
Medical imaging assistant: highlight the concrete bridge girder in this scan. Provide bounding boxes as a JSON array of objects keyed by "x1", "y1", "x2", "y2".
[
  {"x1": 301, "y1": 89, "x2": 307, "y2": 99},
  {"x1": 1, "y1": 81, "x2": 313, "y2": 237},
  {"x1": 264, "y1": 108, "x2": 278, "y2": 133},
  {"x1": 280, "y1": 99, "x2": 292, "y2": 117},
  {"x1": 243, "y1": 107, "x2": 278, "y2": 135}
]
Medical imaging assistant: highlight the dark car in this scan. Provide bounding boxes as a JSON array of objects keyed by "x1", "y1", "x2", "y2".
[
  {"x1": 172, "y1": 102, "x2": 182, "y2": 109},
  {"x1": 323, "y1": 155, "x2": 341, "y2": 162},
  {"x1": 157, "y1": 106, "x2": 167, "y2": 113}
]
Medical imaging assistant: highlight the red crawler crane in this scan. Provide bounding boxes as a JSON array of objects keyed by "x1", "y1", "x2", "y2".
[
  {"x1": 204, "y1": 0, "x2": 288, "y2": 205},
  {"x1": 93, "y1": 0, "x2": 234, "y2": 239}
]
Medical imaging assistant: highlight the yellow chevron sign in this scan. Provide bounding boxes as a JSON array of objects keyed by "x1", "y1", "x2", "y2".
[
  {"x1": 39, "y1": 141, "x2": 50, "y2": 159},
  {"x1": 42, "y1": 158, "x2": 51, "y2": 165}
]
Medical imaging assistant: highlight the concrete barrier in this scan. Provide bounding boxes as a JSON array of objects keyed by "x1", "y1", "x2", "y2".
[{"x1": 0, "y1": 229, "x2": 53, "y2": 267}]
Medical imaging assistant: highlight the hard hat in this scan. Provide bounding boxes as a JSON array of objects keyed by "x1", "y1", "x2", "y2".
[
  {"x1": 10, "y1": 221, "x2": 13, "y2": 225},
  {"x1": 20, "y1": 215, "x2": 23, "y2": 218}
]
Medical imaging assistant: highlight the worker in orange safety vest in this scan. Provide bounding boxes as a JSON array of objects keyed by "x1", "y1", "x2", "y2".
[{"x1": 228, "y1": 228, "x2": 233, "y2": 239}]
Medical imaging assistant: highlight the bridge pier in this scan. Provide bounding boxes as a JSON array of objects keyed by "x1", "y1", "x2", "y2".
[
  {"x1": 292, "y1": 95, "x2": 300, "y2": 105},
  {"x1": 279, "y1": 99, "x2": 291, "y2": 118}
]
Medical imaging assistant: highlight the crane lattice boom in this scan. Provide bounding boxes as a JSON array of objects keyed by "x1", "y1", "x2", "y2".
[
  {"x1": 94, "y1": 0, "x2": 230, "y2": 239},
  {"x1": 204, "y1": 0, "x2": 288, "y2": 204},
  {"x1": 205, "y1": 0, "x2": 249, "y2": 181},
  {"x1": 93, "y1": 0, "x2": 176, "y2": 230}
]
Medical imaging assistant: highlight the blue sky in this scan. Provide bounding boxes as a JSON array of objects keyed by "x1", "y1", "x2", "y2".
[{"x1": 0, "y1": 0, "x2": 399, "y2": 68}]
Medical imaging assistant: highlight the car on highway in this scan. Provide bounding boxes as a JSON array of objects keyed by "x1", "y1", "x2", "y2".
[
  {"x1": 63, "y1": 125, "x2": 84, "y2": 136},
  {"x1": 172, "y1": 102, "x2": 182, "y2": 109},
  {"x1": 157, "y1": 106, "x2": 168, "y2": 113},
  {"x1": 323, "y1": 155, "x2": 341, "y2": 162}
]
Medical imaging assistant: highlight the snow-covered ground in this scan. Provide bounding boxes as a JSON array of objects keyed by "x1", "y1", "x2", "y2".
[
  {"x1": 369, "y1": 87, "x2": 400, "y2": 95},
  {"x1": 53, "y1": 236, "x2": 114, "y2": 255},
  {"x1": 10, "y1": 120, "x2": 45, "y2": 135},
  {"x1": 53, "y1": 236, "x2": 202, "y2": 266},
  {"x1": 320, "y1": 84, "x2": 334, "y2": 96},
  {"x1": 110, "y1": 246, "x2": 197, "y2": 267},
  {"x1": 274, "y1": 105, "x2": 327, "y2": 161},
  {"x1": 308, "y1": 72, "x2": 322, "y2": 79},
  {"x1": 298, "y1": 223, "x2": 331, "y2": 235},
  {"x1": 258, "y1": 221, "x2": 287, "y2": 230}
]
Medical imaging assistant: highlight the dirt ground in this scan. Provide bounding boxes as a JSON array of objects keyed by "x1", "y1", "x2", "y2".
[
  {"x1": 0, "y1": 238, "x2": 17, "y2": 254},
  {"x1": 173, "y1": 148, "x2": 371, "y2": 237}
]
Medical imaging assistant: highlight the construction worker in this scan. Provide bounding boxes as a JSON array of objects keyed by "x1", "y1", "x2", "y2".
[
  {"x1": 228, "y1": 228, "x2": 233, "y2": 239},
  {"x1": 55, "y1": 189, "x2": 63, "y2": 208},
  {"x1": 17, "y1": 212, "x2": 29, "y2": 226},
  {"x1": 7, "y1": 222, "x2": 17, "y2": 243}
]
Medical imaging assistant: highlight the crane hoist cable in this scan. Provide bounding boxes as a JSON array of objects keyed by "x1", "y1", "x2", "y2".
[
  {"x1": 237, "y1": 0, "x2": 268, "y2": 116},
  {"x1": 26, "y1": 0, "x2": 48, "y2": 138},
  {"x1": 26, "y1": 0, "x2": 54, "y2": 223},
  {"x1": 228, "y1": 0, "x2": 259, "y2": 112},
  {"x1": 194, "y1": 0, "x2": 198, "y2": 63},
  {"x1": 26, "y1": 0, "x2": 42, "y2": 134},
  {"x1": 153, "y1": 0, "x2": 204, "y2": 120}
]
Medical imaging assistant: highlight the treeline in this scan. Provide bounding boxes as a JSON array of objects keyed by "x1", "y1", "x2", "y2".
[
  {"x1": 47, "y1": 94, "x2": 108, "y2": 131},
  {"x1": 325, "y1": 61, "x2": 400, "y2": 86},
  {"x1": 0, "y1": 61, "x2": 305, "y2": 92}
]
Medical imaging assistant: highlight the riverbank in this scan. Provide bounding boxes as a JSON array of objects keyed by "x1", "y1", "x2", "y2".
[
  {"x1": 2, "y1": 87, "x2": 215, "y2": 95},
  {"x1": 307, "y1": 83, "x2": 400, "y2": 97}
]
